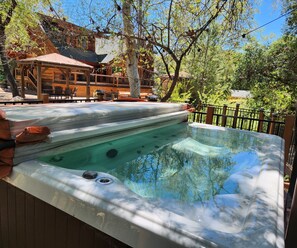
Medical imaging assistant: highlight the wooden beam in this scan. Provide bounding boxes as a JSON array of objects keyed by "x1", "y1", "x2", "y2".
[
  {"x1": 232, "y1": 103, "x2": 240, "y2": 128},
  {"x1": 85, "y1": 70, "x2": 90, "y2": 99},
  {"x1": 37, "y1": 62, "x2": 42, "y2": 100},
  {"x1": 74, "y1": 72, "x2": 77, "y2": 84},
  {"x1": 257, "y1": 108, "x2": 264, "y2": 132},
  {"x1": 284, "y1": 115, "x2": 295, "y2": 166},
  {"x1": 20, "y1": 65, "x2": 25, "y2": 98},
  {"x1": 221, "y1": 104, "x2": 227, "y2": 127},
  {"x1": 66, "y1": 69, "x2": 70, "y2": 88},
  {"x1": 206, "y1": 106, "x2": 214, "y2": 125}
]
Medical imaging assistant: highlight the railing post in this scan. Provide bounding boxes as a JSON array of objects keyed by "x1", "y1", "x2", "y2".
[
  {"x1": 221, "y1": 104, "x2": 227, "y2": 127},
  {"x1": 268, "y1": 113, "x2": 277, "y2": 134},
  {"x1": 232, "y1": 103, "x2": 240, "y2": 128},
  {"x1": 195, "y1": 101, "x2": 202, "y2": 123},
  {"x1": 42, "y1": 93, "x2": 49, "y2": 103},
  {"x1": 283, "y1": 115, "x2": 295, "y2": 166},
  {"x1": 270, "y1": 108, "x2": 275, "y2": 118},
  {"x1": 206, "y1": 106, "x2": 214, "y2": 125},
  {"x1": 20, "y1": 65, "x2": 25, "y2": 98},
  {"x1": 257, "y1": 108, "x2": 264, "y2": 132}
]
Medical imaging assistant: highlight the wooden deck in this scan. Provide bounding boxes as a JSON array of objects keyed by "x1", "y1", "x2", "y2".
[{"x1": 15, "y1": 69, "x2": 153, "y2": 98}]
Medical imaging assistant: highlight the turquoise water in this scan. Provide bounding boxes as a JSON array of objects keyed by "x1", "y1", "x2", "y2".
[{"x1": 39, "y1": 123, "x2": 263, "y2": 204}]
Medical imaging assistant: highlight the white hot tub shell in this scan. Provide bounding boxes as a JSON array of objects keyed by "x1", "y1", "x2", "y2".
[{"x1": 0, "y1": 102, "x2": 284, "y2": 248}]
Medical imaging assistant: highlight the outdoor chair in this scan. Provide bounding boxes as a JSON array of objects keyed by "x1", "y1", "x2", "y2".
[
  {"x1": 54, "y1": 86, "x2": 64, "y2": 99},
  {"x1": 42, "y1": 85, "x2": 54, "y2": 98},
  {"x1": 72, "y1": 87, "x2": 78, "y2": 97},
  {"x1": 64, "y1": 87, "x2": 72, "y2": 99}
]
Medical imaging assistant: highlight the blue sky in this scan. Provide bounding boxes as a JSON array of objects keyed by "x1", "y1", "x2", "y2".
[
  {"x1": 56, "y1": 0, "x2": 286, "y2": 43},
  {"x1": 253, "y1": 0, "x2": 285, "y2": 42}
]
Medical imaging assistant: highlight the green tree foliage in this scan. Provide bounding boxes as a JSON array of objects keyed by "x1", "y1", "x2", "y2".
[
  {"x1": 247, "y1": 83, "x2": 293, "y2": 112},
  {"x1": 168, "y1": 81, "x2": 192, "y2": 103},
  {"x1": 0, "y1": 0, "x2": 51, "y2": 96},
  {"x1": 176, "y1": 22, "x2": 239, "y2": 105},
  {"x1": 232, "y1": 41, "x2": 266, "y2": 90},
  {"x1": 283, "y1": 0, "x2": 297, "y2": 35},
  {"x1": 233, "y1": 36, "x2": 297, "y2": 112},
  {"x1": 92, "y1": 0, "x2": 253, "y2": 102}
]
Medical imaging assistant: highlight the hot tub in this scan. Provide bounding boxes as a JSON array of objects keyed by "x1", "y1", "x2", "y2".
[{"x1": 0, "y1": 102, "x2": 284, "y2": 247}]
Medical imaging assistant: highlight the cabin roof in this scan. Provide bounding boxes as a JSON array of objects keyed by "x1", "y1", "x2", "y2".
[
  {"x1": 17, "y1": 53, "x2": 93, "y2": 70},
  {"x1": 58, "y1": 46, "x2": 107, "y2": 64}
]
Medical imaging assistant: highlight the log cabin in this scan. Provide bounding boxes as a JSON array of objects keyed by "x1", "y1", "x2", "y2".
[{"x1": 10, "y1": 14, "x2": 154, "y2": 99}]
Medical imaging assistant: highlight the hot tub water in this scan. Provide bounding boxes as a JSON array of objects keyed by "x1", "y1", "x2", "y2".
[{"x1": 39, "y1": 122, "x2": 266, "y2": 233}]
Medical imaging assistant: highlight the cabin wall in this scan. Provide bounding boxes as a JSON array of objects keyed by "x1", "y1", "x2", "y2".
[{"x1": 0, "y1": 179, "x2": 129, "y2": 248}]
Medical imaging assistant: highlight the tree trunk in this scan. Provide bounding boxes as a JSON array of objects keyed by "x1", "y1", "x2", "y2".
[
  {"x1": 0, "y1": 27, "x2": 19, "y2": 97},
  {"x1": 123, "y1": 0, "x2": 141, "y2": 98},
  {"x1": 161, "y1": 61, "x2": 181, "y2": 102}
]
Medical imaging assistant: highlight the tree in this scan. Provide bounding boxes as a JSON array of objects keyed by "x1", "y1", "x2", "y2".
[
  {"x1": 92, "y1": 0, "x2": 253, "y2": 101},
  {"x1": 0, "y1": 0, "x2": 19, "y2": 96},
  {"x1": 122, "y1": 0, "x2": 141, "y2": 98},
  {"x1": 232, "y1": 40, "x2": 266, "y2": 90},
  {"x1": 283, "y1": 0, "x2": 297, "y2": 35},
  {"x1": 142, "y1": 0, "x2": 252, "y2": 102},
  {"x1": 0, "y1": 0, "x2": 51, "y2": 97},
  {"x1": 233, "y1": 36, "x2": 297, "y2": 112},
  {"x1": 183, "y1": 23, "x2": 238, "y2": 104}
]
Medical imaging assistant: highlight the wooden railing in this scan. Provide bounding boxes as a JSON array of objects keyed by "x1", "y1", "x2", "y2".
[
  {"x1": 15, "y1": 68, "x2": 154, "y2": 87},
  {"x1": 188, "y1": 103, "x2": 295, "y2": 169},
  {"x1": 0, "y1": 98, "x2": 101, "y2": 105},
  {"x1": 27, "y1": 70, "x2": 37, "y2": 89},
  {"x1": 53, "y1": 71, "x2": 154, "y2": 87}
]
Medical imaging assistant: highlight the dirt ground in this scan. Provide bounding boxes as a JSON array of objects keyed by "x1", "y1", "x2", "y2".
[{"x1": 0, "y1": 87, "x2": 37, "y2": 101}]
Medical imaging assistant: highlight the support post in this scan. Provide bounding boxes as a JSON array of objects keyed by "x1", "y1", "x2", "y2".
[
  {"x1": 66, "y1": 69, "x2": 70, "y2": 88},
  {"x1": 74, "y1": 72, "x2": 77, "y2": 84},
  {"x1": 232, "y1": 103, "x2": 240, "y2": 128},
  {"x1": 20, "y1": 65, "x2": 25, "y2": 98},
  {"x1": 286, "y1": 179, "x2": 297, "y2": 248},
  {"x1": 37, "y1": 62, "x2": 42, "y2": 100},
  {"x1": 268, "y1": 113, "x2": 277, "y2": 135},
  {"x1": 284, "y1": 115, "x2": 295, "y2": 166},
  {"x1": 206, "y1": 106, "x2": 214, "y2": 125},
  {"x1": 221, "y1": 104, "x2": 227, "y2": 127},
  {"x1": 257, "y1": 108, "x2": 264, "y2": 132},
  {"x1": 85, "y1": 70, "x2": 90, "y2": 99}
]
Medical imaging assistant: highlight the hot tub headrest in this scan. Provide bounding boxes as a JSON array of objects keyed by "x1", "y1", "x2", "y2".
[{"x1": 16, "y1": 126, "x2": 51, "y2": 144}]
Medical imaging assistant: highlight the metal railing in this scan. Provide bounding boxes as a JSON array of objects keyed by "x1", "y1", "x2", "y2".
[{"x1": 188, "y1": 103, "x2": 295, "y2": 168}]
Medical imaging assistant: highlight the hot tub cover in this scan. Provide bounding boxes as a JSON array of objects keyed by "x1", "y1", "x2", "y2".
[{"x1": 0, "y1": 102, "x2": 188, "y2": 177}]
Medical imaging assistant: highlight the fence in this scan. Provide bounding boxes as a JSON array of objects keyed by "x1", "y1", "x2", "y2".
[
  {"x1": 188, "y1": 103, "x2": 295, "y2": 172},
  {"x1": 0, "y1": 98, "x2": 103, "y2": 105}
]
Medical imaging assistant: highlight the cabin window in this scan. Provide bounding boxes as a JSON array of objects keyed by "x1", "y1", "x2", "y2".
[{"x1": 77, "y1": 74, "x2": 86, "y2": 81}]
